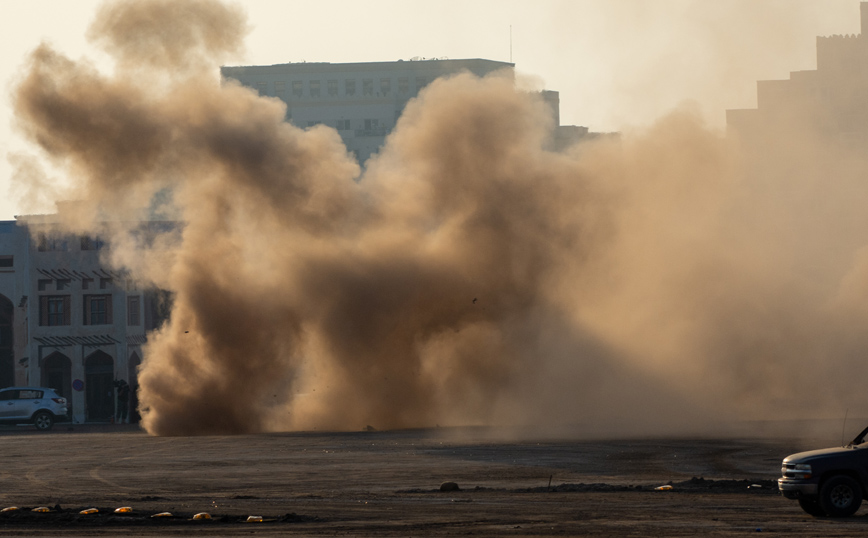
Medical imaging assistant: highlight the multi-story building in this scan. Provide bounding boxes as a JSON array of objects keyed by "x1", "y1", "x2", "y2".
[
  {"x1": 222, "y1": 58, "x2": 590, "y2": 162},
  {"x1": 222, "y1": 58, "x2": 514, "y2": 164},
  {"x1": 0, "y1": 215, "x2": 163, "y2": 424},
  {"x1": 727, "y1": 2, "x2": 868, "y2": 142}
]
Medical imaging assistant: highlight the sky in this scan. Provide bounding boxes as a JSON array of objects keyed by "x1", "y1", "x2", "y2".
[{"x1": 0, "y1": 0, "x2": 862, "y2": 221}]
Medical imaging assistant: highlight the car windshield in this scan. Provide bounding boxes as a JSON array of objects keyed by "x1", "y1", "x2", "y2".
[{"x1": 850, "y1": 425, "x2": 868, "y2": 446}]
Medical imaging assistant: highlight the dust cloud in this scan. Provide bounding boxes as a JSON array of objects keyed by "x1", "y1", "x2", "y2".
[{"x1": 9, "y1": 0, "x2": 868, "y2": 436}]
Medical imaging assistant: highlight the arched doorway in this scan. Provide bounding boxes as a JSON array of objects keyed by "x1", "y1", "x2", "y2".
[
  {"x1": 0, "y1": 295, "x2": 14, "y2": 388},
  {"x1": 128, "y1": 352, "x2": 141, "y2": 424},
  {"x1": 85, "y1": 351, "x2": 114, "y2": 422},
  {"x1": 42, "y1": 352, "x2": 72, "y2": 418}
]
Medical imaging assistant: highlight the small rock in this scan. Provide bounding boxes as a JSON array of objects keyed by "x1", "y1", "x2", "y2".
[{"x1": 440, "y1": 481, "x2": 460, "y2": 492}]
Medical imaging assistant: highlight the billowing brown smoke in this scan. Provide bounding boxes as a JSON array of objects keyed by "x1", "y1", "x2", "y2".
[{"x1": 10, "y1": 0, "x2": 868, "y2": 436}]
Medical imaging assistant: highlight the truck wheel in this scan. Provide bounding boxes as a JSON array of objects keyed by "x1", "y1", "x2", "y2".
[
  {"x1": 798, "y1": 498, "x2": 826, "y2": 517},
  {"x1": 33, "y1": 411, "x2": 54, "y2": 432},
  {"x1": 819, "y1": 475, "x2": 862, "y2": 517}
]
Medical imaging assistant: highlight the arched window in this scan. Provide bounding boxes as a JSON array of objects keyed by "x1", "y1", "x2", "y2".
[
  {"x1": 42, "y1": 352, "x2": 72, "y2": 418},
  {"x1": 85, "y1": 351, "x2": 114, "y2": 422},
  {"x1": 0, "y1": 295, "x2": 14, "y2": 388},
  {"x1": 128, "y1": 352, "x2": 141, "y2": 424}
]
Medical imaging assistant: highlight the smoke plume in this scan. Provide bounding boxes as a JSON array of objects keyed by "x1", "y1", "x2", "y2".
[{"x1": 10, "y1": 0, "x2": 868, "y2": 436}]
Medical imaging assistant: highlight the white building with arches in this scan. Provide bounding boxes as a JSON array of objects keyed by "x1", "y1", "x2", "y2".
[{"x1": 0, "y1": 217, "x2": 161, "y2": 424}]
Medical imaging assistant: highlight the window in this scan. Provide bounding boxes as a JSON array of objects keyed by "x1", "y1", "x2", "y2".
[
  {"x1": 37, "y1": 234, "x2": 67, "y2": 252},
  {"x1": 19, "y1": 390, "x2": 42, "y2": 400},
  {"x1": 274, "y1": 81, "x2": 285, "y2": 96},
  {"x1": 362, "y1": 79, "x2": 374, "y2": 96},
  {"x1": 309, "y1": 80, "x2": 321, "y2": 97},
  {"x1": 364, "y1": 119, "x2": 379, "y2": 131},
  {"x1": 380, "y1": 78, "x2": 391, "y2": 96},
  {"x1": 327, "y1": 80, "x2": 338, "y2": 96},
  {"x1": 128, "y1": 296, "x2": 141, "y2": 326},
  {"x1": 81, "y1": 236, "x2": 107, "y2": 250},
  {"x1": 345, "y1": 79, "x2": 356, "y2": 96},
  {"x1": 100, "y1": 278, "x2": 113, "y2": 290},
  {"x1": 307, "y1": 121, "x2": 322, "y2": 127},
  {"x1": 56, "y1": 279, "x2": 70, "y2": 291},
  {"x1": 398, "y1": 77, "x2": 409, "y2": 94},
  {"x1": 336, "y1": 119, "x2": 351, "y2": 131},
  {"x1": 38, "y1": 279, "x2": 52, "y2": 291},
  {"x1": 84, "y1": 294, "x2": 112, "y2": 325},
  {"x1": 82, "y1": 278, "x2": 93, "y2": 290},
  {"x1": 39, "y1": 296, "x2": 70, "y2": 326},
  {"x1": 256, "y1": 81, "x2": 268, "y2": 95},
  {"x1": 0, "y1": 256, "x2": 11, "y2": 268},
  {"x1": 416, "y1": 76, "x2": 428, "y2": 91},
  {"x1": 291, "y1": 80, "x2": 303, "y2": 98}
]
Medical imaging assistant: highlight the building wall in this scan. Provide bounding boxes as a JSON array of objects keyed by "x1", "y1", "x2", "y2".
[
  {"x1": 0, "y1": 217, "x2": 147, "y2": 424},
  {"x1": 222, "y1": 59, "x2": 515, "y2": 164},
  {"x1": 728, "y1": 2, "x2": 868, "y2": 141},
  {"x1": 0, "y1": 222, "x2": 29, "y2": 389}
]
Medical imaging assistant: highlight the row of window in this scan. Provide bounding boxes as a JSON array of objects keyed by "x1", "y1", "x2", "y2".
[
  {"x1": 38, "y1": 277, "x2": 114, "y2": 292},
  {"x1": 306, "y1": 118, "x2": 383, "y2": 133},
  {"x1": 255, "y1": 76, "x2": 429, "y2": 99},
  {"x1": 36, "y1": 224, "x2": 179, "y2": 253},
  {"x1": 38, "y1": 295, "x2": 140, "y2": 327},
  {"x1": 37, "y1": 234, "x2": 107, "y2": 253}
]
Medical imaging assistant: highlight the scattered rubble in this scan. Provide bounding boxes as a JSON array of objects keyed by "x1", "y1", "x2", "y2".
[
  {"x1": 402, "y1": 477, "x2": 779, "y2": 495},
  {"x1": 0, "y1": 508, "x2": 319, "y2": 528}
]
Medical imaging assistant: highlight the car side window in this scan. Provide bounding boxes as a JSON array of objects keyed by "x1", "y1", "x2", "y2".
[
  {"x1": 0, "y1": 390, "x2": 17, "y2": 401},
  {"x1": 19, "y1": 390, "x2": 42, "y2": 399}
]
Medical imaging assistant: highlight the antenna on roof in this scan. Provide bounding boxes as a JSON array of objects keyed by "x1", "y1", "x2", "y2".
[
  {"x1": 510, "y1": 25, "x2": 513, "y2": 63},
  {"x1": 843, "y1": 408, "x2": 850, "y2": 447}
]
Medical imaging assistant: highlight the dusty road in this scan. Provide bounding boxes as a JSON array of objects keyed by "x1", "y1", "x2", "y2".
[{"x1": 0, "y1": 424, "x2": 865, "y2": 536}]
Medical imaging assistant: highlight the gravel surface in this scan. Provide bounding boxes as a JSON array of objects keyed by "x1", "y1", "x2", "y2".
[{"x1": 0, "y1": 424, "x2": 863, "y2": 536}]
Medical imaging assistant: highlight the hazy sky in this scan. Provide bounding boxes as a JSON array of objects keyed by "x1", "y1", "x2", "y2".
[{"x1": 0, "y1": 0, "x2": 861, "y2": 220}]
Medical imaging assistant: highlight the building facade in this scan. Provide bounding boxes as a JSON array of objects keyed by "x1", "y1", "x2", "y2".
[
  {"x1": 222, "y1": 58, "x2": 516, "y2": 164},
  {"x1": 727, "y1": 2, "x2": 868, "y2": 142},
  {"x1": 0, "y1": 217, "x2": 151, "y2": 424},
  {"x1": 222, "y1": 58, "x2": 593, "y2": 161}
]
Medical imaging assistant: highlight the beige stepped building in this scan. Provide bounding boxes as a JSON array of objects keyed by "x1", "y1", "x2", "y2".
[{"x1": 727, "y1": 2, "x2": 868, "y2": 142}]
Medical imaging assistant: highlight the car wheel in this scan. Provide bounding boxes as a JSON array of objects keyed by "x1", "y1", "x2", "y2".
[
  {"x1": 819, "y1": 475, "x2": 862, "y2": 517},
  {"x1": 798, "y1": 497, "x2": 826, "y2": 517},
  {"x1": 33, "y1": 411, "x2": 54, "y2": 432}
]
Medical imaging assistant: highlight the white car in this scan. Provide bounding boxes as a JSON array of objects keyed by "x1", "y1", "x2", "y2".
[{"x1": 0, "y1": 387, "x2": 68, "y2": 431}]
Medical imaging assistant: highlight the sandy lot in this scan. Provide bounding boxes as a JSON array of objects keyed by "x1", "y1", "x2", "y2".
[{"x1": 0, "y1": 424, "x2": 865, "y2": 536}]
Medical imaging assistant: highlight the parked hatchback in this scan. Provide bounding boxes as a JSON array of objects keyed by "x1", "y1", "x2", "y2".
[{"x1": 0, "y1": 387, "x2": 67, "y2": 431}]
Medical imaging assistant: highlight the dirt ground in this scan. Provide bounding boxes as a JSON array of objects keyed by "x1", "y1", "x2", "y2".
[{"x1": 0, "y1": 424, "x2": 865, "y2": 536}]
